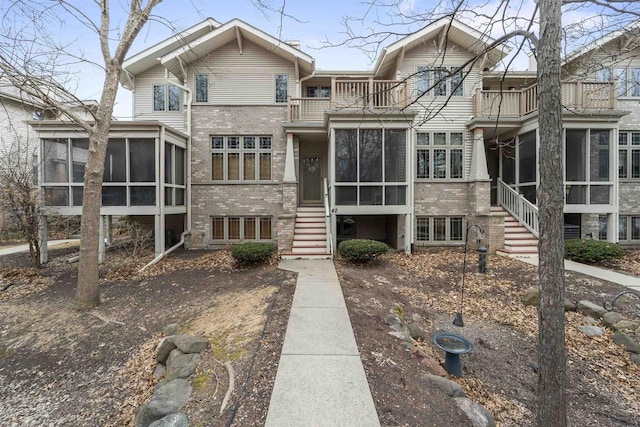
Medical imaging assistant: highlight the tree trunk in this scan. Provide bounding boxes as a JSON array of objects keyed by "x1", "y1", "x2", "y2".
[{"x1": 537, "y1": 0, "x2": 567, "y2": 425}]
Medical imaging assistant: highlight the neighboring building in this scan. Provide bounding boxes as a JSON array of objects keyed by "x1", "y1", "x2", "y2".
[{"x1": 31, "y1": 17, "x2": 640, "y2": 258}]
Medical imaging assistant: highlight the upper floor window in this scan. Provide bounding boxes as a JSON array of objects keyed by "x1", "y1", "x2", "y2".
[
  {"x1": 619, "y1": 131, "x2": 640, "y2": 179},
  {"x1": 195, "y1": 74, "x2": 209, "y2": 103},
  {"x1": 416, "y1": 131, "x2": 464, "y2": 180},
  {"x1": 275, "y1": 74, "x2": 288, "y2": 103},
  {"x1": 211, "y1": 135, "x2": 272, "y2": 181},
  {"x1": 306, "y1": 86, "x2": 331, "y2": 98},
  {"x1": 153, "y1": 84, "x2": 181, "y2": 111},
  {"x1": 416, "y1": 66, "x2": 464, "y2": 97},
  {"x1": 597, "y1": 66, "x2": 640, "y2": 97}
]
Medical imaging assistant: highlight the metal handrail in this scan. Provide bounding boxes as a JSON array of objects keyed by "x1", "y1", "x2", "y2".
[
  {"x1": 497, "y1": 178, "x2": 539, "y2": 237},
  {"x1": 323, "y1": 177, "x2": 333, "y2": 256}
]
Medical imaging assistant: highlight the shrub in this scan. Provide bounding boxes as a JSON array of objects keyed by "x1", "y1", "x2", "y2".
[
  {"x1": 338, "y1": 239, "x2": 389, "y2": 263},
  {"x1": 231, "y1": 242, "x2": 275, "y2": 264},
  {"x1": 564, "y1": 239, "x2": 625, "y2": 264}
]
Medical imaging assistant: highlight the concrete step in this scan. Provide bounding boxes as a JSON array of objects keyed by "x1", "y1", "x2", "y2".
[
  {"x1": 504, "y1": 245, "x2": 538, "y2": 253},
  {"x1": 294, "y1": 234, "x2": 326, "y2": 240},
  {"x1": 295, "y1": 217, "x2": 326, "y2": 223},
  {"x1": 296, "y1": 212, "x2": 326, "y2": 218},
  {"x1": 280, "y1": 253, "x2": 332, "y2": 260},
  {"x1": 505, "y1": 239, "x2": 538, "y2": 246},
  {"x1": 292, "y1": 246, "x2": 330, "y2": 254},
  {"x1": 295, "y1": 227, "x2": 326, "y2": 234},
  {"x1": 293, "y1": 240, "x2": 326, "y2": 248},
  {"x1": 505, "y1": 232, "x2": 537, "y2": 240}
]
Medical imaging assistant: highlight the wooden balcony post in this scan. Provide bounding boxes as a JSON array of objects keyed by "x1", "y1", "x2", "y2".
[
  {"x1": 368, "y1": 78, "x2": 374, "y2": 109},
  {"x1": 331, "y1": 78, "x2": 336, "y2": 109},
  {"x1": 287, "y1": 96, "x2": 291, "y2": 121},
  {"x1": 474, "y1": 87, "x2": 482, "y2": 115},
  {"x1": 576, "y1": 81, "x2": 583, "y2": 109},
  {"x1": 520, "y1": 89, "x2": 526, "y2": 116},
  {"x1": 610, "y1": 82, "x2": 616, "y2": 109}
]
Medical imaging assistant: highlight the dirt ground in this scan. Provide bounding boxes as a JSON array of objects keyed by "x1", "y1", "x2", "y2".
[
  {"x1": 336, "y1": 249, "x2": 640, "y2": 427},
  {"x1": 0, "y1": 247, "x2": 296, "y2": 427}
]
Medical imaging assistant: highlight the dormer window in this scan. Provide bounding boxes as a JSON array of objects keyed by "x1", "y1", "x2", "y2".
[{"x1": 153, "y1": 84, "x2": 181, "y2": 111}]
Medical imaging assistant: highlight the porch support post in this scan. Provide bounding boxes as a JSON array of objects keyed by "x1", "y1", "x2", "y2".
[
  {"x1": 404, "y1": 213, "x2": 412, "y2": 254},
  {"x1": 98, "y1": 215, "x2": 105, "y2": 264},
  {"x1": 154, "y1": 214, "x2": 165, "y2": 257},
  {"x1": 38, "y1": 214, "x2": 48, "y2": 265},
  {"x1": 284, "y1": 132, "x2": 297, "y2": 183},
  {"x1": 469, "y1": 128, "x2": 490, "y2": 181}
]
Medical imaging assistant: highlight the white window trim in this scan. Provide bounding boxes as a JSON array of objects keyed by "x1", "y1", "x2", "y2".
[
  {"x1": 618, "y1": 131, "x2": 640, "y2": 180},
  {"x1": 194, "y1": 74, "x2": 209, "y2": 104},
  {"x1": 618, "y1": 215, "x2": 640, "y2": 242},
  {"x1": 153, "y1": 84, "x2": 181, "y2": 112},
  {"x1": 415, "y1": 66, "x2": 465, "y2": 97},
  {"x1": 275, "y1": 73, "x2": 289, "y2": 104},
  {"x1": 416, "y1": 131, "x2": 465, "y2": 181}
]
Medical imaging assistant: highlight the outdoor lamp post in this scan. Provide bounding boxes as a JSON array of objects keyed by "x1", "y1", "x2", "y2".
[{"x1": 453, "y1": 223, "x2": 486, "y2": 327}]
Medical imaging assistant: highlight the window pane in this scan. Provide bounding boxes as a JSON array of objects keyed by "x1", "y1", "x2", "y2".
[
  {"x1": 434, "y1": 133, "x2": 446, "y2": 145},
  {"x1": 43, "y1": 138, "x2": 69, "y2": 183},
  {"x1": 619, "y1": 150, "x2": 628, "y2": 178},
  {"x1": 44, "y1": 187, "x2": 68, "y2": 206},
  {"x1": 336, "y1": 186, "x2": 357, "y2": 205},
  {"x1": 72, "y1": 187, "x2": 83, "y2": 207},
  {"x1": 306, "y1": 86, "x2": 318, "y2": 97},
  {"x1": 633, "y1": 132, "x2": 640, "y2": 145},
  {"x1": 335, "y1": 129, "x2": 358, "y2": 182},
  {"x1": 615, "y1": 68, "x2": 628, "y2": 96},
  {"x1": 259, "y1": 153, "x2": 271, "y2": 180},
  {"x1": 434, "y1": 149, "x2": 446, "y2": 179},
  {"x1": 212, "y1": 137, "x2": 224, "y2": 149},
  {"x1": 450, "y1": 217, "x2": 463, "y2": 241},
  {"x1": 275, "y1": 74, "x2": 288, "y2": 103},
  {"x1": 633, "y1": 149, "x2": 640, "y2": 178},
  {"x1": 360, "y1": 186, "x2": 383, "y2": 205},
  {"x1": 631, "y1": 68, "x2": 640, "y2": 97},
  {"x1": 619, "y1": 216, "x2": 627, "y2": 240},
  {"x1": 519, "y1": 131, "x2": 537, "y2": 183},
  {"x1": 130, "y1": 139, "x2": 156, "y2": 182},
  {"x1": 244, "y1": 153, "x2": 256, "y2": 180},
  {"x1": 153, "y1": 85, "x2": 165, "y2": 111},
  {"x1": 417, "y1": 217, "x2": 429, "y2": 241},
  {"x1": 619, "y1": 132, "x2": 628, "y2": 145},
  {"x1": 598, "y1": 215, "x2": 608, "y2": 240},
  {"x1": 212, "y1": 153, "x2": 224, "y2": 180},
  {"x1": 360, "y1": 129, "x2": 382, "y2": 182},
  {"x1": 168, "y1": 85, "x2": 180, "y2": 111},
  {"x1": 434, "y1": 68, "x2": 447, "y2": 96},
  {"x1": 212, "y1": 218, "x2": 224, "y2": 240},
  {"x1": 259, "y1": 136, "x2": 272, "y2": 149},
  {"x1": 417, "y1": 133, "x2": 429, "y2": 145},
  {"x1": 164, "y1": 143, "x2": 173, "y2": 184},
  {"x1": 450, "y1": 132, "x2": 463, "y2": 145},
  {"x1": 590, "y1": 130, "x2": 609, "y2": 181},
  {"x1": 502, "y1": 145, "x2": 516, "y2": 185},
  {"x1": 175, "y1": 148, "x2": 185, "y2": 185},
  {"x1": 130, "y1": 186, "x2": 156, "y2": 206},
  {"x1": 244, "y1": 136, "x2": 255, "y2": 149},
  {"x1": 385, "y1": 185, "x2": 406, "y2": 205},
  {"x1": 104, "y1": 139, "x2": 126, "y2": 182},
  {"x1": 566, "y1": 130, "x2": 586, "y2": 181},
  {"x1": 195, "y1": 74, "x2": 208, "y2": 103},
  {"x1": 260, "y1": 217, "x2": 272, "y2": 240},
  {"x1": 175, "y1": 188, "x2": 185, "y2": 206},
  {"x1": 450, "y1": 149, "x2": 463, "y2": 179},
  {"x1": 71, "y1": 139, "x2": 89, "y2": 183},
  {"x1": 244, "y1": 217, "x2": 256, "y2": 239},
  {"x1": 417, "y1": 149, "x2": 429, "y2": 179},
  {"x1": 632, "y1": 217, "x2": 640, "y2": 240},
  {"x1": 596, "y1": 68, "x2": 611, "y2": 82},
  {"x1": 434, "y1": 218, "x2": 446, "y2": 241},
  {"x1": 565, "y1": 184, "x2": 586, "y2": 204},
  {"x1": 228, "y1": 153, "x2": 240, "y2": 180},
  {"x1": 102, "y1": 186, "x2": 126, "y2": 206},
  {"x1": 590, "y1": 186, "x2": 610, "y2": 204},
  {"x1": 165, "y1": 187, "x2": 173, "y2": 206},
  {"x1": 320, "y1": 87, "x2": 331, "y2": 98},
  {"x1": 228, "y1": 217, "x2": 240, "y2": 240},
  {"x1": 416, "y1": 66, "x2": 430, "y2": 96},
  {"x1": 384, "y1": 129, "x2": 406, "y2": 182},
  {"x1": 520, "y1": 185, "x2": 537, "y2": 204},
  {"x1": 228, "y1": 136, "x2": 240, "y2": 149},
  {"x1": 451, "y1": 67, "x2": 463, "y2": 96}
]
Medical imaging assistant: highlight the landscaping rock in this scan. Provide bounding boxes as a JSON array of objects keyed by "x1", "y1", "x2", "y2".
[
  {"x1": 613, "y1": 333, "x2": 640, "y2": 354},
  {"x1": 171, "y1": 335, "x2": 210, "y2": 354},
  {"x1": 454, "y1": 397, "x2": 496, "y2": 427},
  {"x1": 601, "y1": 312, "x2": 624, "y2": 328},
  {"x1": 153, "y1": 363, "x2": 166, "y2": 379},
  {"x1": 149, "y1": 413, "x2": 189, "y2": 427},
  {"x1": 412, "y1": 313, "x2": 423, "y2": 323},
  {"x1": 383, "y1": 313, "x2": 402, "y2": 328},
  {"x1": 155, "y1": 338, "x2": 178, "y2": 363},
  {"x1": 521, "y1": 287, "x2": 539, "y2": 306},
  {"x1": 166, "y1": 349, "x2": 201, "y2": 381},
  {"x1": 134, "y1": 379, "x2": 192, "y2": 427},
  {"x1": 564, "y1": 300, "x2": 577, "y2": 312},
  {"x1": 422, "y1": 374, "x2": 466, "y2": 397},
  {"x1": 420, "y1": 355, "x2": 448, "y2": 377},
  {"x1": 578, "y1": 325, "x2": 604, "y2": 337},
  {"x1": 631, "y1": 354, "x2": 640, "y2": 366},
  {"x1": 407, "y1": 323, "x2": 426, "y2": 341},
  {"x1": 577, "y1": 300, "x2": 607, "y2": 318},
  {"x1": 612, "y1": 320, "x2": 640, "y2": 332},
  {"x1": 162, "y1": 324, "x2": 180, "y2": 336},
  {"x1": 388, "y1": 331, "x2": 411, "y2": 342},
  {"x1": 582, "y1": 316, "x2": 597, "y2": 326}
]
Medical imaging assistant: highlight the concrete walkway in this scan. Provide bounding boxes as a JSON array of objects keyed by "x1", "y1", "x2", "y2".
[
  {"x1": 265, "y1": 259, "x2": 380, "y2": 427},
  {"x1": 516, "y1": 255, "x2": 640, "y2": 292},
  {"x1": 0, "y1": 239, "x2": 79, "y2": 257}
]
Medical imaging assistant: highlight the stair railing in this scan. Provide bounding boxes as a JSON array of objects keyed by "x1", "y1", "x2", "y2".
[
  {"x1": 323, "y1": 178, "x2": 334, "y2": 256},
  {"x1": 497, "y1": 178, "x2": 539, "y2": 237}
]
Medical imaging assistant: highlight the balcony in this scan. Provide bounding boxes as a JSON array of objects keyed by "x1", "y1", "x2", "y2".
[
  {"x1": 474, "y1": 81, "x2": 617, "y2": 118},
  {"x1": 288, "y1": 79, "x2": 409, "y2": 122}
]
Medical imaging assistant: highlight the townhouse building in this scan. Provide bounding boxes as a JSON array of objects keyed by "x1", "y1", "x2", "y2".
[{"x1": 31, "y1": 17, "x2": 640, "y2": 258}]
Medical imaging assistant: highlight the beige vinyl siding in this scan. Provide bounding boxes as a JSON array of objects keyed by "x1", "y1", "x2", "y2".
[
  {"x1": 133, "y1": 64, "x2": 185, "y2": 131},
  {"x1": 187, "y1": 40, "x2": 296, "y2": 105},
  {"x1": 398, "y1": 41, "x2": 480, "y2": 179},
  {"x1": 0, "y1": 98, "x2": 36, "y2": 150}
]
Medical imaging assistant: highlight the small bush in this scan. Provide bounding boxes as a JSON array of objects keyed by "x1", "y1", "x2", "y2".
[
  {"x1": 231, "y1": 242, "x2": 275, "y2": 264},
  {"x1": 338, "y1": 239, "x2": 389, "y2": 263},
  {"x1": 564, "y1": 239, "x2": 625, "y2": 264}
]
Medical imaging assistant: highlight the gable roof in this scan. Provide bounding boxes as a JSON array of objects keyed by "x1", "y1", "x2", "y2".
[
  {"x1": 373, "y1": 17, "x2": 511, "y2": 77},
  {"x1": 563, "y1": 20, "x2": 640, "y2": 66},
  {"x1": 159, "y1": 19, "x2": 315, "y2": 81},
  {"x1": 121, "y1": 18, "x2": 221, "y2": 88}
]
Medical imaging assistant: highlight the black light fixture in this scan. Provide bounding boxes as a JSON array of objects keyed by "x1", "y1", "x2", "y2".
[{"x1": 453, "y1": 223, "x2": 485, "y2": 327}]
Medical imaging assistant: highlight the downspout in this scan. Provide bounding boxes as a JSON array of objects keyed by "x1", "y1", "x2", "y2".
[{"x1": 140, "y1": 75, "x2": 193, "y2": 272}]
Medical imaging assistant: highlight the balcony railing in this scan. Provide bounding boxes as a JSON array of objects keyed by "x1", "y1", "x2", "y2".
[
  {"x1": 287, "y1": 79, "x2": 409, "y2": 122},
  {"x1": 474, "y1": 81, "x2": 616, "y2": 118}
]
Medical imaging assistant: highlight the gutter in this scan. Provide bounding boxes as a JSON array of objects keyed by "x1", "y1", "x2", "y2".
[{"x1": 140, "y1": 75, "x2": 193, "y2": 272}]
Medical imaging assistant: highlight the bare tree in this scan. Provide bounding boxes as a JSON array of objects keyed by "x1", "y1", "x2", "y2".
[
  {"x1": 327, "y1": 0, "x2": 639, "y2": 424},
  {"x1": 0, "y1": 0, "x2": 162, "y2": 308}
]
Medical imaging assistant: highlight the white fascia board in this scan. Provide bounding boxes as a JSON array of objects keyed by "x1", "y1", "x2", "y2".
[{"x1": 563, "y1": 20, "x2": 640, "y2": 66}]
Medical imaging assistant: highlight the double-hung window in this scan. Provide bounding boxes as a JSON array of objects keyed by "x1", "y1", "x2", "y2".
[
  {"x1": 619, "y1": 131, "x2": 640, "y2": 179},
  {"x1": 211, "y1": 136, "x2": 272, "y2": 181},
  {"x1": 416, "y1": 131, "x2": 464, "y2": 179},
  {"x1": 153, "y1": 84, "x2": 181, "y2": 111},
  {"x1": 195, "y1": 74, "x2": 209, "y2": 103}
]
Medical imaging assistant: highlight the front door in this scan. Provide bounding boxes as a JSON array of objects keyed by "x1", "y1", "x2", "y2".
[{"x1": 301, "y1": 155, "x2": 322, "y2": 204}]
